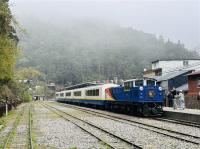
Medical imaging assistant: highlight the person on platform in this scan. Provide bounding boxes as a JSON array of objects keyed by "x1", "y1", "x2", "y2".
[
  {"x1": 167, "y1": 91, "x2": 173, "y2": 107},
  {"x1": 178, "y1": 90, "x2": 185, "y2": 110},
  {"x1": 171, "y1": 87, "x2": 178, "y2": 109}
]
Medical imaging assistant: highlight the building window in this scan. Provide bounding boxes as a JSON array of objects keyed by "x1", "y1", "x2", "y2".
[
  {"x1": 65, "y1": 92, "x2": 71, "y2": 96},
  {"x1": 86, "y1": 89, "x2": 99, "y2": 96},
  {"x1": 74, "y1": 91, "x2": 81, "y2": 96},
  {"x1": 183, "y1": 60, "x2": 189, "y2": 66}
]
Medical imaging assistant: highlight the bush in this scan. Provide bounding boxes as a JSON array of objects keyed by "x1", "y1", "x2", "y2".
[{"x1": 20, "y1": 92, "x2": 32, "y2": 102}]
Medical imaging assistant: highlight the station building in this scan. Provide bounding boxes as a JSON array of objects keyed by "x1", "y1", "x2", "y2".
[{"x1": 144, "y1": 59, "x2": 200, "y2": 77}]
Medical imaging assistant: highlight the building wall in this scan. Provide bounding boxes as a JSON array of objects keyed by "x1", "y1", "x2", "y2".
[
  {"x1": 152, "y1": 60, "x2": 200, "y2": 75},
  {"x1": 168, "y1": 72, "x2": 190, "y2": 90},
  {"x1": 188, "y1": 76, "x2": 200, "y2": 96},
  {"x1": 143, "y1": 71, "x2": 156, "y2": 77},
  {"x1": 185, "y1": 96, "x2": 200, "y2": 109}
]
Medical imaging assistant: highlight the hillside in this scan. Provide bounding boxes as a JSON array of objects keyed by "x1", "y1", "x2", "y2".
[{"x1": 17, "y1": 20, "x2": 199, "y2": 85}]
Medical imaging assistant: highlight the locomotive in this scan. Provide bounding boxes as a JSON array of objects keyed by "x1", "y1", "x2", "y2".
[{"x1": 56, "y1": 78, "x2": 164, "y2": 116}]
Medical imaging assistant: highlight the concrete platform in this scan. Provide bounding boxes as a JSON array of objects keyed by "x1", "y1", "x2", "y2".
[{"x1": 163, "y1": 107, "x2": 200, "y2": 124}]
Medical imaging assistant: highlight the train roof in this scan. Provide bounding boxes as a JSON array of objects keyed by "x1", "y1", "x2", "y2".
[
  {"x1": 123, "y1": 77, "x2": 156, "y2": 83},
  {"x1": 57, "y1": 83, "x2": 119, "y2": 93},
  {"x1": 65, "y1": 82, "x2": 103, "y2": 90}
]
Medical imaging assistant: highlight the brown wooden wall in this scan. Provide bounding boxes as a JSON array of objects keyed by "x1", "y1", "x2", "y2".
[
  {"x1": 188, "y1": 75, "x2": 200, "y2": 96},
  {"x1": 185, "y1": 95, "x2": 200, "y2": 109}
]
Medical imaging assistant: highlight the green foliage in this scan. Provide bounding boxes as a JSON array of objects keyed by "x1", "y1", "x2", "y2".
[
  {"x1": 20, "y1": 91, "x2": 31, "y2": 102},
  {"x1": 0, "y1": 37, "x2": 18, "y2": 82},
  {"x1": 0, "y1": 0, "x2": 18, "y2": 42},
  {"x1": 15, "y1": 67, "x2": 42, "y2": 80},
  {"x1": 0, "y1": 0, "x2": 26, "y2": 104}
]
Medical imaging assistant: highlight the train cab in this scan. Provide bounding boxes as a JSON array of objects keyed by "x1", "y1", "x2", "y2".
[
  {"x1": 110, "y1": 78, "x2": 164, "y2": 115},
  {"x1": 122, "y1": 78, "x2": 163, "y2": 102}
]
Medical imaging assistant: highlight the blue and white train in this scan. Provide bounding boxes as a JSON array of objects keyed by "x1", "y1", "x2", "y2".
[{"x1": 56, "y1": 78, "x2": 164, "y2": 116}]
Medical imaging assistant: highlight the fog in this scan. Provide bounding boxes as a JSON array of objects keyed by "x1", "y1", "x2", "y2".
[{"x1": 10, "y1": 0, "x2": 199, "y2": 49}]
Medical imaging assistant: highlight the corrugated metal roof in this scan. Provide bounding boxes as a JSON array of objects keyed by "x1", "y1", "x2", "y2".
[
  {"x1": 176, "y1": 83, "x2": 188, "y2": 91},
  {"x1": 152, "y1": 59, "x2": 200, "y2": 63},
  {"x1": 153, "y1": 70, "x2": 193, "y2": 82},
  {"x1": 187, "y1": 71, "x2": 200, "y2": 76}
]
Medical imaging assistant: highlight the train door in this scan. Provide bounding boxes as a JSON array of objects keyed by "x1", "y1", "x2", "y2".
[{"x1": 123, "y1": 81, "x2": 133, "y2": 101}]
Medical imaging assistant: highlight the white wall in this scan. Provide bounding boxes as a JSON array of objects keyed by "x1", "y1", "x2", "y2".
[{"x1": 152, "y1": 60, "x2": 200, "y2": 75}]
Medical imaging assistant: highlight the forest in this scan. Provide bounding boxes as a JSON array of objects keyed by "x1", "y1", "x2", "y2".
[{"x1": 17, "y1": 19, "x2": 199, "y2": 86}]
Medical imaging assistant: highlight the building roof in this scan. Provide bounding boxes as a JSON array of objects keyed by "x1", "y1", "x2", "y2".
[
  {"x1": 152, "y1": 70, "x2": 193, "y2": 82},
  {"x1": 176, "y1": 83, "x2": 188, "y2": 91},
  {"x1": 187, "y1": 71, "x2": 200, "y2": 76},
  {"x1": 152, "y1": 59, "x2": 200, "y2": 63}
]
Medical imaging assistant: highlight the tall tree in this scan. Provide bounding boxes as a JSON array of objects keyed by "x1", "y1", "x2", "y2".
[{"x1": 0, "y1": 0, "x2": 18, "y2": 83}]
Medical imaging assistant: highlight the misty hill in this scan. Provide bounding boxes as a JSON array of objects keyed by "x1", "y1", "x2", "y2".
[{"x1": 17, "y1": 20, "x2": 199, "y2": 85}]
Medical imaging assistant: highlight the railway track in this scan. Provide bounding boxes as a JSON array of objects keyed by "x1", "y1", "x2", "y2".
[
  {"x1": 152, "y1": 117, "x2": 200, "y2": 128},
  {"x1": 3, "y1": 103, "x2": 33, "y2": 149},
  {"x1": 54, "y1": 102, "x2": 200, "y2": 146},
  {"x1": 41, "y1": 103, "x2": 142, "y2": 149},
  {"x1": 29, "y1": 104, "x2": 33, "y2": 149}
]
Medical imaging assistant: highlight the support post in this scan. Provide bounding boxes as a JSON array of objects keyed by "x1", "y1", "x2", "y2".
[{"x1": 5, "y1": 103, "x2": 8, "y2": 116}]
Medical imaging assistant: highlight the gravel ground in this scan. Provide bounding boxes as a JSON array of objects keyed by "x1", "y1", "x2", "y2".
[
  {"x1": 33, "y1": 102, "x2": 104, "y2": 149},
  {"x1": 51, "y1": 103, "x2": 200, "y2": 149},
  {"x1": 56, "y1": 102, "x2": 200, "y2": 137}
]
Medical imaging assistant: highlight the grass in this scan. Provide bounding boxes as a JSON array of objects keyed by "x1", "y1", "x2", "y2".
[{"x1": 0, "y1": 107, "x2": 20, "y2": 132}]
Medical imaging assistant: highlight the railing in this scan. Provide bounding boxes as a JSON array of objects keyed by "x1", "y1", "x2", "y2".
[{"x1": 0, "y1": 101, "x2": 22, "y2": 117}]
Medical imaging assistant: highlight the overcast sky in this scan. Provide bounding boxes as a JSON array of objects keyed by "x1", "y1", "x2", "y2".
[{"x1": 10, "y1": 0, "x2": 199, "y2": 49}]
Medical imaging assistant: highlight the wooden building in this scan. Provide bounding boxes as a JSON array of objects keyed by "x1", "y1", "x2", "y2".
[{"x1": 188, "y1": 71, "x2": 200, "y2": 96}]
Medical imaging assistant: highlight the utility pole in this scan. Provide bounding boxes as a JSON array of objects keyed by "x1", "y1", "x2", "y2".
[{"x1": 5, "y1": 96, "x2": 8, "y2": 116}]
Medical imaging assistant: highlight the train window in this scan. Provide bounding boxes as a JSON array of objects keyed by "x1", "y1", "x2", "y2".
[
  {"x1": 65, "y1": 92, "x2": 71, "y2": 96},
  {"x1": 135, "y1": 80, "x2": 143, "y2": 86},
  {"x1": 86, "y1": 89, "x2": 99, "y2": 96},
  {"x1": 92, "y1": 90, "x2": 95, "y2": 96},
  {"x1": 124, "y1": 81, "x2": 133, "y2": 91},
  {"x1": 60, "y1": 93, "x2": 64, "y2": 97},
  {"x1": 147, "y1": 80, "x2": 155, "y2": 86},
  {"x1": 74, "y1": 91, "x2": 81, "y2": 96},
  {"x1": 96, "y1": 89, "x2": 99, "y2": 96},
  {"x1": 56, "y1": 94, "x2": 59, "y2": 97}
]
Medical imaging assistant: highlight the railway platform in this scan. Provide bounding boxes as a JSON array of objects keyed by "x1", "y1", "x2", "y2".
[{"x1": 163, "y1": 107, "x2": 200, "y2": 124}]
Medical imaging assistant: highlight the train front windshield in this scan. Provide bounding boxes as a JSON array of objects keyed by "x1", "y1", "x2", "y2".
[{"x1": 146, "y1": 80, "x2": 156, "y2": 86}]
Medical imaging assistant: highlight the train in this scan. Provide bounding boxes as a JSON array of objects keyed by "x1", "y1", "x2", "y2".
[{"x1": 56, "y1": 78, "x2": 164, "y2": 116}]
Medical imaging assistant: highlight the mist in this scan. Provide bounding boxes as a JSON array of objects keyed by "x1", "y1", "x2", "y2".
[{"x1": 10, "y1": 0, "x2": 200, "y2": 49}]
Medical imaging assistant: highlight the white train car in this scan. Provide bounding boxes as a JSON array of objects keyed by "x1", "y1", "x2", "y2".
[{"x1": 56, "y1": 83, "x2": 119, "y2": 105}]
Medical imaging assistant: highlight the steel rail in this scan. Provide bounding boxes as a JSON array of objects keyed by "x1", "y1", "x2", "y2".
[
  {"x1": 152, "y1": 117, "x2": 200, "y2": 128},
  {"x1": 56, "y1": 102, "x2": 200, "y2": 145},
  {"x1": 42, "y1": 103, "x2": 142, "y2": 149},
  {"x1": 29, "y1": 103, "x2": 33, "y2": 149},
  {"x1": 3, "y1": 105, "x2": 25, "y2": 149}
]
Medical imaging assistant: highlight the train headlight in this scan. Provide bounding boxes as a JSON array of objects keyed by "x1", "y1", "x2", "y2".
[
  {"x1": 148, "y1": 91, "x2": 155, "y2": 98},
  {"x1": 158, "y1": 87, "x2": 162, "y2": 91},
  {"x1": 139, "y1": 86, "x2": 143, "y2": 91}
]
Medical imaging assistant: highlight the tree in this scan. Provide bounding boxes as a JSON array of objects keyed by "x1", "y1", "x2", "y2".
[{"x1": 0, "y1": 0, "x2": 20, "y2": 105}]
